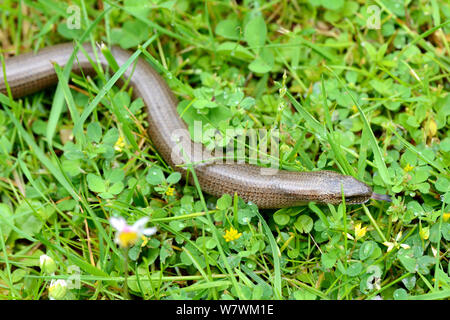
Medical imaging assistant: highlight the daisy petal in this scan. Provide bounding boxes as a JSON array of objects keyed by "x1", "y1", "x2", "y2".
[
  {"x1": 132, "y1": 217, "x2": 150, "y2": 230},
  {"x1": 142, "y1": 227, "x2": 157, "y2": 236},
  {"x1": 110, "y1": 217, "x2": 126, "y2": 231}
]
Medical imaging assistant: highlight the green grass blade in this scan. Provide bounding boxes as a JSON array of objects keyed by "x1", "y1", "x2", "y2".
[
  {"x1": 46, "y1": 6, "x2": 111, "y2": 146},
  {"x1": 72, "y1": 35, "x2": 157, "y2": 139},
  {"x1": 254, "y1": 210, "x2": 282, "y2": 300},
  {"x1": 326, "y1": 66, "x2": 392, "y2": 186}
]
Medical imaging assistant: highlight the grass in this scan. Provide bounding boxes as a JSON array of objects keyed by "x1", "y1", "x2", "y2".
[{"x1": 0, "y1": 0, "x2": 449, "y2": 300}]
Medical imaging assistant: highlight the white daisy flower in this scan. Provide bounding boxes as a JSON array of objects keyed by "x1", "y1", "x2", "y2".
[
  {"x1": 49, "y1": 279, "x2": 68, "y2": 300},
  {"x1": 383, "y1": 231, "x2": 410, "y2": 252},
  {"x1": 109, "y1": 217, "x2": 157, "y2": 248}
]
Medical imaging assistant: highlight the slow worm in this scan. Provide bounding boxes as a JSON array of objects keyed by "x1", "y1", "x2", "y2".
[{"x1": 0, "y1": 43, "x2": 390, "y2": 208}]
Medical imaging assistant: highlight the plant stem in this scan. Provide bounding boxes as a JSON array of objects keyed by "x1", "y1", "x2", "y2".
[{"x1": 123, "y1": 247, "x2": 130, "y2": 300}]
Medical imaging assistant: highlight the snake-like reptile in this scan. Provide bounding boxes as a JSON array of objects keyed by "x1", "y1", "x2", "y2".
[{"x1": 0, "y1": 43, "x2": 390, "y2": 208}]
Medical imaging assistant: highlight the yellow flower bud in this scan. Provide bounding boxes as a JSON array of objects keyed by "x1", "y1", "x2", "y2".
[
  {"x1": 354, "y1": 223, "x2": 367, "y2": 240},
  {"x1": 165, "y1": 187, "x2": 175, "y2": 196},
  {"x1": 443, "y1": 213, "x2": 450, "y2": 222},
  {"x1": 419, "y1": 226, "x2": 429, "y2": 240},
  {"x1": 114, "y1": 135, "x2": 126, "y2": 152}
]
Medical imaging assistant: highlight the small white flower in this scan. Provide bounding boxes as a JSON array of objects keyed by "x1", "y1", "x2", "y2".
[
  {"x1": 40, "y1": 254, "x2": 57, "y2": 274},
  {"x1": 109, "y1": 216, "x2": 157, "y2": 248},
  {"x1": 383, "y1": 231, "x2": 410, "y2": 252},
  {"x1": 49, "y1": 279, "x2": 68, "y2": 300}
]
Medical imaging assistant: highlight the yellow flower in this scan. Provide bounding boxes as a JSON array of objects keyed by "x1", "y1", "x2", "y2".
[
  {"x1": 165, "y1": 187, "x2": 175, "y2": 196},
  {"x1": 110, "y1": 217, "x2": 157, "y2": 248},
  {"x1": 419, "y1": 226, "x2": 429, "y2": 240},
  {"x1": 223, "y1": 227, "x2": 242, "y2": 242},
  {"x1": 443, "y1": 213, "x2": 450, "y2": 222},
  {"x1": 114, "y1": 135, "x2": 126, "y2": 152},
  {"x1": 404, "y1": 164, "x2": 414, "y2": 172},
  {"x1": 425, "y1": 119, "x2": 437, "y2": 137},
  {"x1": 141, "y1": 235, "x2": 148, "y2": 247},
  {"x1": 354, "y1": 223, "x2": 367, "y2": 240}
]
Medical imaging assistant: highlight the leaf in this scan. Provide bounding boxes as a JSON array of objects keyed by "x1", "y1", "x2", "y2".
[
  {"x1": 167, "y1": 172, "x2": 182, "y2": 184},
  {"x1": 87, "y1": 174, "x2": 106, "y2": 193},
  {"x1": 225, "y1": 91, "x2": 244, "y2": 107},
  {"x1": 402, "y1": 275, "x2": 416, "y2": 291},
  {"x1": 109, "y1": 182, "x2": 124, "y2": 195},
  {"x1": 410, "y1": 166, "x2": 430, "y2": 184},
  {"x1": 206, "y1": 238, "x2": 217, "y2": 249},
  {"x1": 217, "y1": 194, "x2": 232, "y2": 210},
  {"x1": 128, "y1": 241, "x2": 143, "y2": 261},
  {"x1": 393, "y1": 288, "x2": 409, "y2": 300},
  {"x1": 240, "y1": 97, "x2": 256, "y2": 110},
  {"x1": 180, "y1": 250, "x2": 193, "y2": 266},
  {"x1": 294, "y1": 215, "x2": 313, "y2": 233},
  {"x1": 61, "y1": 159, "x2": 81, "y2": 177},
  {"x1": 103, "y1": 128, "x2": 119, "y2": 146},
  {"x1": 442, "y1": 223, "x2": 450, "y2": 241},
  {"x1": 14, "y1": 201, "x2": 46, "y2": 237},
  {"x1": 63, "y1": 142, "x2": 84, "y2": 160},
  {"x1": 105, "y1": 168, "x2": 125, "y2": 183},
  {"x1": 215, "y1": 19, "x2": 241, "y2": 40},
  {"x1": 359, "y1": 241, "x2": 376, "y2": 260},
  {"x1": 87, "y1": 122, "x2": 102, "y2": 143},
  {"x1": 238, "y1": 208, "x2": 256, "y2": 225},
  {"x1": 0, "y1": 136, "x2": 12, "y2": 155},
  {"x1": 273, "y1": 211, "x2": 290, "y2": 226},
  {"x1": 208, "y1": 106, "x2": 233, "y2": 124},
  {"x1": 346, "y1": 261, "x2": 363, "y2": 277},
  {"x1": 31, "y1": 120, "x2": 47, "y2": 135},
  {"x1": 254, "y1": 210, "x2": 282, "y2": 299},
  {"x1": 0, "y1": 204, "x2": 13, "y2": 240},
  {"x1": 398, "y1": 253, "x2": 416, "y2": 273},
  {"x1": 249, "y1": 48, "x2": 274, "y2": 73},
  {"x1": 417, "y1": 255, "x2": 435, "y2": 274},
  {"x1": 244, "y1": 15, "x2": 267, "y2": 50},
  {"x1": 293, "y1": 289, "x2": 317, "y2": 300},
  {"x1": 57, "y1": 22, "x2": 83, "y2": 40},
  {"x1": 321, "y1": 251, "x2": 337, "y2": 269},
  {"x1": 99, "y1": 192, "x2": 114, "y2": 199},
  {"x1": 216, "y1": 42, "x2": 254, "y2": 60},
  {"x1": 110, "y1": 20, "x2": 150, "y2": 49},
  {"x1": 435, "y1": 177, "x2": 449, "y2": 193},
  {"x1": 321, "y1": 0, "x2": 344, "y2": 10},
  {"x1": 123, "y1": 0, "x2": 151, "y2": 18},
  {"x1": 12, "y1": 269, "x2": 27, "y2": 283},
  {"x1": 146, "y1": 166, "x2": 165, "y2": 185}
]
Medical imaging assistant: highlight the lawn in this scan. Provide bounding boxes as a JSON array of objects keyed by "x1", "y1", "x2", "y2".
[{"x1": 0, "y1": 0, "x2": 449, "y2": 300}]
